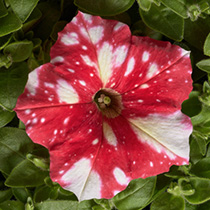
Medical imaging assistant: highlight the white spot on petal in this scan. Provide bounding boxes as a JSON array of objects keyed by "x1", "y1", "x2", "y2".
[
  {"x1": 113, "y1": 167, "x2": 129, "y2": 185},
  {"x1": 41, "y1": 118, "x2": 45, "y2": 123},
  {"x1": 138, "y1": 99, "x2": 144, "y2": 103},
  {"x1": 54, "y1": 129, "x2": 58, "y2": 135},
  {"x1": 32, "y1": 118, "x2": 38, "y2": 124},
  {"x1": 92, "y1": 139, "x2": 99, "y2": 145},
  {"x1": 113, "y1": 45, "x2": 128, "y2": 67},
  {"x1": 114, "y1": 22, "x2": 124, "y2": 31},
  {"x1": 57, "y1": 79, "x2": 79, "y2": 104},
  {"x1": 81, "y1": 55, "x2": 95, "y2": 67},
  {"x1": 147, "y1": 63, "x2": 158, "y2": 78},
  {"x1": 44, "y1": 82, "x2": 54, "y2": 88},
  {"x1": 61, "y1": 32, "x2": 79, "y2": 45},
  {"x1": 89, "y1": 26, "x2": 104, "y2": 44},
  {"x1": 168, "y1": 78, "x2": 173, "y2": 82},
  {"x1": 98, "y1": 42, "x2": 113, "y2": 85},
  {"x1": 82, "y1": 45, "x2": 87, "y2": 50},
  {"x1": 62, "y1": 158, "x2": 101, "y2": 201},
  {"x1": 25, "y1": 109, "x2": 31, "y2": 114},
  {"x1": 26, "y1": 69, "x2": 39, "y2": 95},
  {"x1": 150, "y1": 161, "x2": 154, "y2": 167},
  {"x1": 142, "y1": 51, "x2": 149, "y2": 62},
  {"x1": 140, "y1": 84, "x2": 149, "y2": 89},
  {"x1": 82, "y1": 13, "x2": 92, "y2": 23},
  {"x1": 125, "y1": 57, "x2": 135, "y2": 76},
  {"x1": 51, "y1": 56, "x2": 64, "y2": 64},
  {"x1": 79, "y1": 80, "x2": 86, "y2": 86},
  {"x1": 64, "y1": 117, "x2": 70, "y2": 125},
  {"x1": 103, "y1": 122, "x2": 117, "y2": 146}
]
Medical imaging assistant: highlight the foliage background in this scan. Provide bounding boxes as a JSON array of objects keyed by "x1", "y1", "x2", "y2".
[{"x1": 0, "y1": 0, "x2": 210, "y2": 209}]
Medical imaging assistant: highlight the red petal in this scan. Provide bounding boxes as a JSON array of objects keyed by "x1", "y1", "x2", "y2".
[
  {"x1": 51, "y1": 114, "x2": 189, "y2": 200},
  {"x1": 14, "y1": 11, "x2": 193, "y2": 201},
  {"x1": 50, "y1": 12, "x2": 131, "y2": 86},
  {"x1": 15, "y1": 103, "x2": 100, "y2": 148},
  {"x1": 121, "y1": 54, "x2": 192, "y2": 117},
  {"x1": 15, "y1": 63, "x2": 101, "y2": 111}
]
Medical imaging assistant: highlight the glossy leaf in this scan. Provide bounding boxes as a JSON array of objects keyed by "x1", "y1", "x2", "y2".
[
  {"x1": 74, "y1": 0, "x2": 135, "y2": 16},
  {"x1": 0, "y1": 127, "x2": 34, "y2": 175},
  {"x1": 5, "y1": 159, "x2": 49, "y2": 187},
  {"x1": 196, "y1": 59, "x2": 210, "y2": 73},
  {"x1": 0, "y1": 12, "x2": 22, "y2": 37},
  {"x1": 0, "y1": 62, "x2": 28, "y2": 110},
  {"x1": 0, "y1": 34, "x2": 12, "y2": 50},
  {"x1": 34, "y1": 200, "x2": 78, "y2": 210},
  {"x1": 184, "y1": 16, "x2": 210, "y2": 51},
  {"x1": 160, "y1": 0, "x2": 188, "y2": 18},
  {"x1": 9, "y1": 0, "x2": 39, "y2": 22},
  {"x1": 0, "y1": 107, "x2": 15, "y2": 128},
  {"x1": 12, "y1": 188, "x2": 30, "y2": 203},
  {"x1": 182, "y1": 91, "x2": 202, "y2": 117},
  {"x1": 0, "y1": 189, "x2": 13, "y2": 203},
  {"x1": 190, "y1": 157, "x2": 210, "y2": 179},
  {"x1": 112, "y1": 176, "x2": 156, "y2": 210},
  {"x1": 150, "y1": 192, "x2": 185, "y2": 210},
  {"x1": 190, "y1": 135, "x2": 205, "y2": 164},
  {"x1": 3, "y1": 41, "x2": 33, "y2": 62},
  {"x1": 0, "y1": 200, "x2": 25, "y2": 210},
  {"x1": 204, "y1": 33, "x2": 210, "y2": 56},
  {"x1": 0, "y1": 0, "x2": 7, "y2": 18},
  {"x1": 139, "y1": 3, "x2": 184, "y2": 41},
  {"x1": 136, "y1": 0, "x2": 151, "y2": 11},
  {"x1": 180, "y1": 177, "x2": 210, "y2": 204}
]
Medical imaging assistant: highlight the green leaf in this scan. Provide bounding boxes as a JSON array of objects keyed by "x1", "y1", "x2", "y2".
[
  {"x1": 160, "y1": 0, "x2": 188, "y2": 18},
  {"x1": 0, "y1": 0, "x2": 8, "y2": 18},
  {"x1": 34, "y1": 200, "x2": 78, "y2": 210},
  {"x1": 190, "y1": 157, "x2": 210, "y2": 179},
  {"x1": 0, "y1": 12, "x2": 22, "y2": 37},
  {"x1": 12, "y1": 188, "x2": 30, "y2": 203},
  {"x1": 0, "y1": 200, "x2": 24, "y2": 210},
  {"x1": 9, "y1": 0, "x2": 39, "y2": 22},
  {"x1": 112, "y1": 176, "x2": 156, "y2": 210},
  {"x1": 4, "y1": 41, "x2": 33, "y2": 62},
  {"x1": 74, "y1": 0, "x2": 135, "y2": 16},
  {"x1": 139, "y1": 3, "x2": 184, "y2": 41},
  {"x1": 180, "y1": 177, "x2": 210, "y2": 204},
  {"x1": 189, "y1": 135, "x2": 204, "y2": 164},
  {"x1": 182, "y1": 91, "x2": 202, "y2": 117},
  {"x1": 5, "y1": 159, "x2": 49, "y2": 187},
  {"x1": 0, "y1": 127, "x2": 34, "y2": 175},
  {"x1": 0, "y1": 189, "x2": 13, "y2": 203},
  {"x1": 0, "y1": 62, "x2": 28, "y2": 110},
  {"x1": 150, "y1": 192, "x2": 185, "y2": 210},
  {"x1": 0, "y1": 34, "x2": 12, "y2": 50},
  {"x1": 196, "y1": 59, "x2": 210, "y2": 73},
  {"x1": 34, "y1": 185, "x2": 57, "y2": 202},
  {"x1": 0, "y1": 106, "x2": 15, "y2": 127},
  {"x1": 184, "y1": 16, "x2": 210, "y2": 51},
  {"x1": 185, "y1": 202, "x2": 197, "y2": 210},
  {"x1": 136, "y1": 0, "x2": 151, "y2": 12},
  {"x1": 22, "y1": 7, "x2": 42, "y2": 32},
  {"x1": 204, "y1": 33, "x2": 210, "y2": 56}
]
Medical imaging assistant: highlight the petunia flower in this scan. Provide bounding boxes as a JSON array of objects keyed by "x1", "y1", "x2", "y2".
[{"x1": 15, "y1": 11, "x2": 193, "y2": 201}]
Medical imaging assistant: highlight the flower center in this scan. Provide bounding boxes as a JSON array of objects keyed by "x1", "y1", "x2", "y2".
[{"x1": 94, "y1": 88, "x2": 122, "y2": 118}]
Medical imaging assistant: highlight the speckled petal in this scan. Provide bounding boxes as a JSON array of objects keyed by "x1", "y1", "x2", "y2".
[
  {"x1": 50, "y1": 12, "x2": 131, "y2": 87},
  {"x1": 121, "y1": 53, "x2": 192, "y2": 117},
  {"x1": 15, "y1": 63, "x2": 101, "y2": 111},
  {"x1": 15, "y1": 103, "x2": 100, "y2": 148}
]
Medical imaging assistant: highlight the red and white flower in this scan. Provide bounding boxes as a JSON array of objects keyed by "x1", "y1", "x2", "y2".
[{"x1": 15, "y1": 12, "x2": 192, "y2": 201}]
